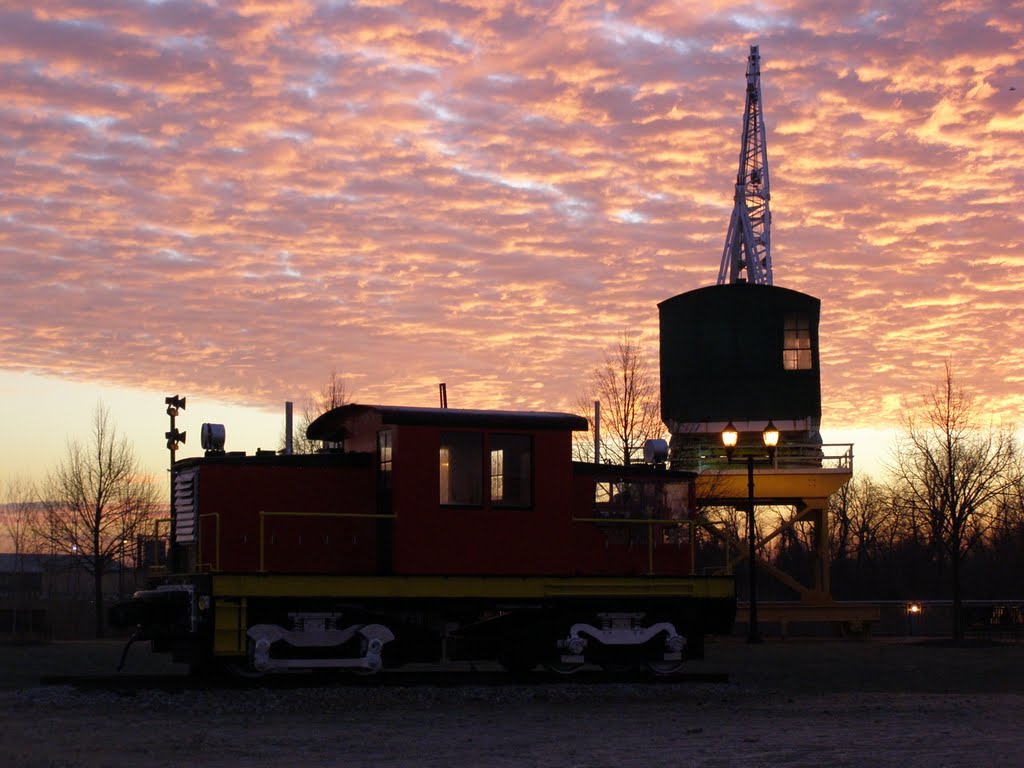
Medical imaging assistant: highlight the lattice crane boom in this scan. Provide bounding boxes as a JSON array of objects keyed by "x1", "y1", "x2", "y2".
[{"x1": 718, "y1": 45, "x2": 773, "y2": 286}]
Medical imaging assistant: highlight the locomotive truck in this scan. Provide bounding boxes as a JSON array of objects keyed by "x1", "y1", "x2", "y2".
[{"x1": 113, "y1": 403, "x2": 735, "y2": 675}]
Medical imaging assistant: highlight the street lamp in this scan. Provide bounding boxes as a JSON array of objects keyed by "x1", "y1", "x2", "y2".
[{"x1": 722, "y1": 420, "x2": 779, "y2": 643}]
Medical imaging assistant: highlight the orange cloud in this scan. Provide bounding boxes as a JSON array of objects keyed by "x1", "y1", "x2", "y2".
[{"x1": 0, "y1": 0, "x2": 1021, "y2": 445}]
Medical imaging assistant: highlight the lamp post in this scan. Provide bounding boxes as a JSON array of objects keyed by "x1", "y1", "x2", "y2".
[{"x1": 722, "y1": 420, "x2": 779, "y2": 644}]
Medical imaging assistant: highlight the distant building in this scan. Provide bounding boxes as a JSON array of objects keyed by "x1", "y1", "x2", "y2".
[{"x1": 0, "y1": 552, "x2": 145, "y2": 641}]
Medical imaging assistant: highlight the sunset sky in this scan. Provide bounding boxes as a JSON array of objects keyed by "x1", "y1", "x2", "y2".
[{"x1": 2, "y1": 0, "x2": 1023, "y2": 489}]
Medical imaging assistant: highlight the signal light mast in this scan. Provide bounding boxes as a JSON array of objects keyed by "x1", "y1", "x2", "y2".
[{"x1": 718, "y1": 45, "x2": 773, "y2": 286}]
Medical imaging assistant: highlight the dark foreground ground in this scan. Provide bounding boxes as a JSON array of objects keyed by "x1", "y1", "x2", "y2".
[{"x1": 1, "y1": 637, "x2": 1022, "y2": 767}]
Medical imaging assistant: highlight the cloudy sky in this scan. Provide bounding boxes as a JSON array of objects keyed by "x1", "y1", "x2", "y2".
[{"x1": 2, "y1": 0, "x2": 1023, "y2": 486}]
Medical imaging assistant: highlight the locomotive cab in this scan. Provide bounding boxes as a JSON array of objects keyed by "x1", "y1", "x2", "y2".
[{"x1": 115, "y1": 404, "x2": 734, "y2": 676}]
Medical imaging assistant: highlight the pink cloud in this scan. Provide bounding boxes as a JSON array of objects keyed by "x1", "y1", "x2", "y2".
[{"x1": 0, "y1": 0, "x2": 1021, "y2": 438}]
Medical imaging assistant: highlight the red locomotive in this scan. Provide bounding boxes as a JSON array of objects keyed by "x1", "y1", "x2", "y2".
[{"x1": 115, "y1": 404, "x2": 734, "y2": 675}]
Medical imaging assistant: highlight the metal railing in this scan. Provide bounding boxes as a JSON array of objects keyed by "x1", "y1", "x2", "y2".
[
  {"x1": 571, "y1": 515, "x2": 697, "y2": 577},
  {"x1": 678, "y1": 442, "x2": 854, "y2": 473},
  {"x1": 198, "y1": 512, "x2": 220, "y2": 572}
]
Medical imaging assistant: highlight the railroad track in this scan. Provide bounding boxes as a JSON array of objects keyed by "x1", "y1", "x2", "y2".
[{"x1": 40, "y1": 669, "x2": 729, "y2": 691}]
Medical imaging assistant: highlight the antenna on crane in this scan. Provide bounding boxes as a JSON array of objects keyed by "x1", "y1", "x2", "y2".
[{"x1": 718, "y1": 45, "x2": 773, "y2": 286}]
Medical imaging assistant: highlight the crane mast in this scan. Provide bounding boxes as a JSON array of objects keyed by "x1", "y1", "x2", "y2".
[{"x1": 718, "y1": 45, "x2": 773, "y2": 286}]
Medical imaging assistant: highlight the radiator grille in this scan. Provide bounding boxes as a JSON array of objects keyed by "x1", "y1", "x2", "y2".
[{"x1": 173, "y1": 468, "x2": 199, "y2": 543}]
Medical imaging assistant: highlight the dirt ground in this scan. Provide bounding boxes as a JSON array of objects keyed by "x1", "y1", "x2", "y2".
[{"x1": 1, "y1": 637, "x2": 1022, "y2": 767}]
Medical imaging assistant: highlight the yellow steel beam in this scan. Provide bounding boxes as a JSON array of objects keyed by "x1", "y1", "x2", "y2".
[
  {"x1": 698, "y1": 515, "x2": 815, "y2": 598},
  {"x1": 697, "y1": 467, "x2": 851, "y2": 501},
  {"x1": 758, "y1": 506, "x2": 818, "y2": 547},
  {"x1": 753, "y1": 558, "x2": 814, "y2": 598}
]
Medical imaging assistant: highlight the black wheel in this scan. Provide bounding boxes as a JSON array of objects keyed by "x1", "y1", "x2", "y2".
[
  {"x1": 499, "y1": 657, "x2": 538, "y2": 678},
  {"x1": 497, "y1": 628, "x2": 543, "y2": 678},
  {"x1": 646, "y1": 661, "x2": 685, "y2": 676},
  {"x1": 545, "y1": 661, "x2": 584, "y2": 675}
]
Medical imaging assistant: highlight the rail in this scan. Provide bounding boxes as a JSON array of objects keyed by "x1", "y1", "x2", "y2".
[
  {"x1": 753, "y1": 442, "x2": 855, "y2": 471},
  {"x1": 688, "y1": 443, "x2": 855, "y2": 472},
  {"x1": 258, "y1": 510, "x2": 396, "y2": 572},
  {"x1": 198, "y1": 512, "x2": 220, "y2": 572},
  {"x1": 571, "y1": 516, "x2": 696, "y2": 577},
  {"x1": 817, "y1": 443, "x2": 855, "y2": 471}
]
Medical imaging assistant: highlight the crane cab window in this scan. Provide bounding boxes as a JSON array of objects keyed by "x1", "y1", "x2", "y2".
[
  {"x1": 440, "y1": 432, "x2": 482, "y2": 506},
  {"x1": 783, "y1": 312, "x2": 813, "y2": 370}
]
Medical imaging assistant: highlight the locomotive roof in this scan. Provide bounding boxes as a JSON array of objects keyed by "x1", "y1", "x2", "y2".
[
  {"x1": 174, "y1": 451, "x2": 373, "y2": 468},
  {"x1": 307, "y1": 403, "x2": 588, "y2": 442}
]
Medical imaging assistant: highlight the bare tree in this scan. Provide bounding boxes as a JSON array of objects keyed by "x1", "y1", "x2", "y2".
[
  {"x1": 2, "y1": 475, "x2": 39, "y2": 563},
  {"x1": 36, "y1": 403, "x2": 161, "y2": 637},
  {"x1": 993, "y1": 470, "x2": 1024, "y2": 543},
  {"x1": 826, "y1": 474, "x2": 902, "y2": 597},
  {"x1": 889, "y1": 361, "x2": 1019, "y2": 641},
  {"x1": 285, "y1": 370, "x2": 351, "y2": 454},
  {"x1": 983, "y1": 467, "x2": 1024, "y2": 595},
  {"x1": 575, "y1": 331, "x2": 663, "y2": 465},
  {"x1": 2, "y1": 476, "x2": 41, "y2": 638},
  {"x1": 829, "y1": 475, "x2": 891, "y2": 565}
]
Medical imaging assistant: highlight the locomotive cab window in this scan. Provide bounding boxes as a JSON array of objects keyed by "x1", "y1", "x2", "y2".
[
  {"x1": 440, "y1": 431, "x2": 482, "y2": 506},
  {"x1": 783, "y1": 311, "x2": 813, "y2": 370},
  {"x1": 594, "y1": 480, "x2": 643, "y2": 518},
  {"x1": 490, "y1": 434, "x2": 532, "y2": 508},
  {"x1": 594, "y1": 478, "x2": 689, "y2": 520},
  {"x1": 377, "y1": 430, "x2": 393, "y2": 491}
]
